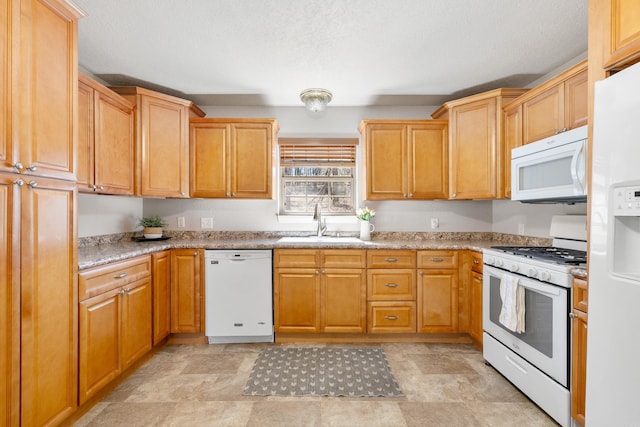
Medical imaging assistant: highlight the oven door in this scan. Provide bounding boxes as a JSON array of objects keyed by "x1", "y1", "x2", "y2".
[{"x1": 483, "y1": 265, "x2": 569, "y2": 387}]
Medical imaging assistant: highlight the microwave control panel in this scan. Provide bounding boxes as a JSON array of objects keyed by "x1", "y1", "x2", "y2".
[{"x1": 613, "y1": 184, "x2": 640, "y2": 216}]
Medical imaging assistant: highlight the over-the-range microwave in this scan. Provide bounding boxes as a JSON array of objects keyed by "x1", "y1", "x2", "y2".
[{"x1": 511, "y1": 125, "x2": 588, "y2": 203}]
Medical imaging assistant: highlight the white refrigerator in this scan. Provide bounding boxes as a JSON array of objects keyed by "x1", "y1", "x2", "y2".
[{"x1": 588, "y1": 61, "x2": 640, "y2": 424}]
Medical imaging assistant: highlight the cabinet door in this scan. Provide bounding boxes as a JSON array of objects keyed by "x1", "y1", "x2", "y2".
[
  {"x1": 231, "y1": 123, "x2": 273, "y2": 198},
  {"x1": 94, "y1": 89, "x2": 134, "y2": 195},
  {"x1": 20, "y1": 177, "x2": 77, "y2": 426},
  {"x1": 605, "y1": 0, "x2": 640, "y2": 69},
  {"x1": 139, "y1": 94, "x2": 189, "y2": 197},
  {"x1": 408, "y1": 123, "x2": 448, "y2": 199},
  {"x1": 190, "y1": 122, "x2": 229, "y2": 197},
  {"x1": 0, "y1": 174, "x2": 19, "y2": 426},
  {"x1": 152, "y1": 251, "x2": 171, "y2": 345},
  {"x1": 564, "y1": 69, "x2": 588, "y2": 131},
  {"x1": 170, "y1": 249, "x2": 202, "y2": 333},
  {"x1": 322, "y1": 269, "x2": 366, "y2": 333},
  {"x1": 503, "y1": 104, "x2": 522, "y2": 198},
  {"x1": 17, "y1": 0, "x2": 80, "y2": 181},
  {"x1": 364, "y1": 123, "x2": 407, "y2": 200},
  {"x1": 121, "y1": 278, "x2": 152, "y2": 369},
  {"x1": 274, "y1": 268, "x2": 321, "y2": 333},
  {"x1": 449, "y1": 98, "x2": 498, "y2": 199},
  {"x1": 417, "y1": 269, "x2": 459, "y2": 333},
  {"x1": 469, "y1": 271, "x2": 483, "y2": 345},
  {"x1": 522, "y1": 84, "x2": 564, "y2": 144},
  {"x1": 77, "y1": 80, "x2": 94, "y2": 191},
  {"x1": 78, "y1": 288, "x2": 121, "y2": 405},
  {"x1": 571, "y1": 309, "x2": 587, "y2": 426}
]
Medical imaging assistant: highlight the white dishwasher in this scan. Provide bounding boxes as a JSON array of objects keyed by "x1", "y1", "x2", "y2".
[{"x1": 204, "y1": 250, "x2": 273, "y2": 344}]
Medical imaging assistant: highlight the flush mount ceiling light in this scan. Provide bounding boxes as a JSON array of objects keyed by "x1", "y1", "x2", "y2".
[{"x1": 300, "y1": 88, "x2": 333, "y2": 112}]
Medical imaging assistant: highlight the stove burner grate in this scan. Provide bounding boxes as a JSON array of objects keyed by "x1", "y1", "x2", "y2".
[{"x1": 490, "y1": 246, "x2": 587, "y2": 265}]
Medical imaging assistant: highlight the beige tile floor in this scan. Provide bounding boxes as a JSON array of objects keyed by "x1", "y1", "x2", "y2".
[{"x1": 73, "y1": 342, "x2": 559, "y2": 426}]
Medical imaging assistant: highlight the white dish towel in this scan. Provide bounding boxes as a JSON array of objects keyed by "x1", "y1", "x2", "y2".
[{"x1": 499, "y1": 274, "x2": 526, "y2": 333}]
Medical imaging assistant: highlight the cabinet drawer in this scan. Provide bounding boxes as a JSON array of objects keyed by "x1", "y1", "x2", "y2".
[
  {"x1": 573, "y1": 277, "x2": 588, "y2": 312},
  {"x1": 322, "y1": 249, "x2": 366, "y2": 268},
  {"x1": 471, "y1": 251, "x2": 483, "y2": 273},
  {"x1": 367, "y1": 250, "x2": 416, "y2": 268},
  {"x1": 417, "y1": 250, "x2": 458, "y2": 269},
  {"x1": 367, "y1": 302, "x2": 416, "y2": 333},
  {"x1": 274, "y1": 249, "x2": 318, "y2": 268},
  {"x1": 367, "y1": 269, "x2": 416, "y2": 301},
  {"x1": 79, "y1": 255, "x2": 151, "y2": 301}
]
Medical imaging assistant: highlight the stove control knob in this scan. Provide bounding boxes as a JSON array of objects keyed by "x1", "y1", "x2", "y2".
[
  {"x1": 494, "y1": 259, "x2": 504, "y2": 267},
  {"x1": 528, "y1": 268, "x2": 538, "y2": 278},
  {"x1": 485, "y1": 256, "x2": 494, "y2": 266},
  {"x1": 539, "y1": 270, "x2": 551, "y2": 281},
  {"x1": 510, "y1": 264, "x2": 519, "y2": 272}
]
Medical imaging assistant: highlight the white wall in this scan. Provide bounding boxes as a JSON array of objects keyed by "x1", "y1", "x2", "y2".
[
  {"x1": 78, "y1": 193, "x2": 143, "y2": 238},
  {"x1": 491, "y1": 199, "x2": 587, "y2": 237}
]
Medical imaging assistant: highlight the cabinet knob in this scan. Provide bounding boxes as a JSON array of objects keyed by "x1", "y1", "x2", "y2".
[
  {"x1": 14, "y1": 178, "x2": 24, "y2": 187},
  {"x1": 409, "y1": 193, "x2": 413, "y2": 198},
  {"x1": 226, "y1": 192, "x2": 230, "y2": 197},
  {"x1": 231, "y1": 192, "x2": 236, "y2": 197},
  {"x1": 27, "y1": 181, "x2": 37, "y2": 188},
  {"x1": 451, "y1": 193, "x2": 457, "y2": 198},
  {"x1": 315, "y1": 270, "x2": 320, "y2": 275},
  {"x1": 384, "y1": 315, "x2": 399, "y2": 321},
  {"x1": 13, "y1": 162, "x2": 24, "y2": 172},
  {"x1": 91, "y1": 184, "x2": 97, "y2": 190},
  {"x1": 473, "y1": 259, "x2": 479, "y2": 265},
  {"x1": 419, "y1": 271, "x2": 424, "y2": 276},
  {"x1": 403, "y1": 193, "x2": 407, "y2": 198},
  {"x1": 119, "y1": 289, "x2": 126, "y2": 295},
  {"x1": 181, "y1": 191, "x2": 186, "y2": 196},
  {"x1": 99, "y1": 185, "x2": 104, "y2": 191},
  {"x1": 193, "y1": 252, "x2": 198, "y2": 256},
  {"x1": 124, "y1": 287, "x2": 131, "y2": 293},
  {"x1": 26, "y1": 164, "x2": 37, "y2": 172}
]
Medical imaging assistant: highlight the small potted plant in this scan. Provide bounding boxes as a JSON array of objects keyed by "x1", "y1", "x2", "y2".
[{"x1": 138, "y1": 215, "x2": 168, "y2": 239}]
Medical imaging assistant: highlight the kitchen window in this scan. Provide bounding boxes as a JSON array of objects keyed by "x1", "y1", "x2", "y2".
[{"x1": 279, "y1": 138, "x2": 357, "y2": 215}]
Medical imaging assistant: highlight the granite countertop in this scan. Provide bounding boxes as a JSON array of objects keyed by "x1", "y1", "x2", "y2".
[{"x1": 78, "y1": 231, "x2": 552, "y2": 270}]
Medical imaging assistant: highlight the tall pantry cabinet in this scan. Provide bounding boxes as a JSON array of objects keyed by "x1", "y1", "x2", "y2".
[{"x1": 1, "y1": 1, "x2": 83, "y2": 426}]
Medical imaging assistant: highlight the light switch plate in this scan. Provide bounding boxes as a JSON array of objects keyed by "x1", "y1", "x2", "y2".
[
  {"x1": 177, "y1": 217, "x2": 185, "y2": 228},
  {"x1": 430, "y1": 217, "x2": 439, "y2": 229},
  {"x1": 201, "y1": 217, "x2": 213, "y2": 229}
]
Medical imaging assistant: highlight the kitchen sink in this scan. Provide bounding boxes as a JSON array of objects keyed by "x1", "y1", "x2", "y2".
[{"x1": 277, "y1": 236, "x2": 364, "y2": 244}]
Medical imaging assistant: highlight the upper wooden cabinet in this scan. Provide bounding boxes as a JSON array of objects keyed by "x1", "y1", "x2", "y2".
[
  {"x1": 189, "y1": 118, "x2": 279, "y2": 199},
  {"x1": 603, "y1": 0, "x2": 640, "y2": 70},
  {"x1": 432, "y1": 88, "x2": 528, "y2": 200},
  {"x1": 502, "y1": 104, "x2": 523, "y2": 199},
  {"x1": 111, "y1": 86, "x2": 205, "y2": 198},
  {"x1": 1, "y1": 0, "x2": 82, "y2": 182},
  {"x1": 78, "y1": 73, "x2": 135, "y2": 195},
  {"x1": 520, "y1": 61, "x2": 588, "y2": 144},
  {"x1": 359, "y1": 120, "x2": 448, "y2": 200}
]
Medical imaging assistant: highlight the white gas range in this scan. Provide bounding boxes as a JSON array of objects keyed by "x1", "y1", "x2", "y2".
[{"x1": 482, "y1": 215, "x2": 586, "y2": 427}]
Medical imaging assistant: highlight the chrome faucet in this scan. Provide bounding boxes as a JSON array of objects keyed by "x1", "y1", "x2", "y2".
[{"x1": 313, "y1": 203, "x2": 327, "y2": 237}]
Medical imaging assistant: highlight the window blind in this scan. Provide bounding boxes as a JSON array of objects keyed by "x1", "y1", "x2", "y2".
[{"x1": 279, "y1": 138, "x2": 357, "y2": 167}]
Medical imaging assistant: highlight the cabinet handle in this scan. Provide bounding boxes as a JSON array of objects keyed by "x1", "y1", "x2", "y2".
[
  {"x1": 27, "y1": 181, "x2": 37, "y2": 188},
  {"x1": 114, "y1": 273, "x2": 128, "y2": 279},
  {"x1": 14, "y1": 178, "x2": 24, "y2": 187},
  {"x1": 26, "y1": 164, "x2": 37, "y2": 172},
  {"x1": 384, "y1": 315, "x2": 399, "y2": 320},
  {"x1": 384, "y1": 258, "x2": 398, "y2": 263},
  {"x1": 430, "y1": 258, "x2": 444, "y2": 262},
  {"x1": 13, "y1": 162, "x2": 24, "y2": 172},
  {"x1": 384, "y1": 283, "x2": 399, "y2": 288},
  {"x1": 473, "y1": 259, "x2": 479, "y2": 265}
]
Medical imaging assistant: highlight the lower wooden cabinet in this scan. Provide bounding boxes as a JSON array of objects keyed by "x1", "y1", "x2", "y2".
[
  {"x1": 170, "y1": 249, "x2": 203, "y2": 333},
  {"x1": 417, "y1": 251, "x2": 459, "y2": 333},
  {"x1": 152, "y1": 251, "x2": 171, "y2": 345},
  {"x1": 469, "y1": 271, "x2": 483, "y2": 343},
  {"x1": 571, "y1": 277, "x2": 588, "y2": 426},
  {"x1": 274, "y1": 249, "x2": 366, "y2": 334},
  {"x1": 78, "y1": 256, "x2": 152, "y2": 404}
]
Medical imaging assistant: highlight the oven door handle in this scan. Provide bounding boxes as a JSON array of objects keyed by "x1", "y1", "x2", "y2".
[{"x1": 514, "y1": 277, "x2": 562, "y2": 297}]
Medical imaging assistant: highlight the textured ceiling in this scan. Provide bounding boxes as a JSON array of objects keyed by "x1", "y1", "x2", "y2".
[{"x1": 74, "y1": 0, "x2": 588, "y2": 107}]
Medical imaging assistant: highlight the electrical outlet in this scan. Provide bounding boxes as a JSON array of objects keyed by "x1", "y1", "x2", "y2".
[
  {"x1": 201, "y1": 217, "x2": 213, "y2": 229},
  {"x1": 518, "y1": 223, "x2": 525, "y2": 235},
  {"x1": 177, "y1": 216, "x2": 185, "y2": 228},
  {"x1": 430, "y1": 217, "x2": 439, "y2": 229}
]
